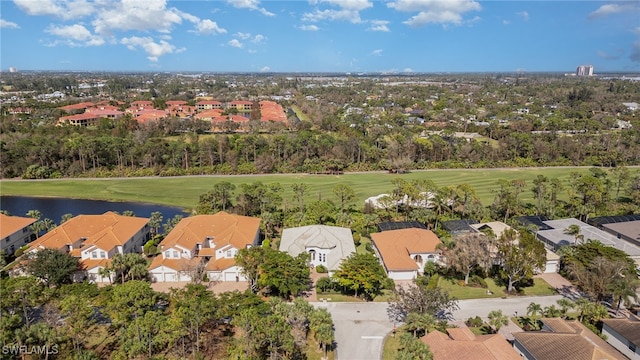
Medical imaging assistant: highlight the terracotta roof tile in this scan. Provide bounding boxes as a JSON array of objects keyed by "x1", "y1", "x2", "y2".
[
  {"x1": 0, "y1": 213, "x2": 36, "y2": 238},
  {"x1": 29, "y1": 211, "x2": 149, "y2": 254},
  {"x1": 159, "y1": 212, "x2": 260, "y2": 254},
  {"x1": 421, "y1": 328, "x2": 520, "y2": 360},
  {"x1": 371, "y1": 228, "x2": 442, "y2": 271}
]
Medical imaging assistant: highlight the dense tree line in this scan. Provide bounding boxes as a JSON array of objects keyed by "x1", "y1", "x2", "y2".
[
  {"x1": 2, "y1": 74, "x2": 639, "y2": 178},
  {"x1": 0, "y1": 276, "x2": 334, "y2": 360}
]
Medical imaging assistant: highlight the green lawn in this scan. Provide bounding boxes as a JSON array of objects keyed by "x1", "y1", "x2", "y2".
[
  {"x1": 437, "y1": 276, "x2": 556, "y2": 300},
  {"x1": 520, "y1": 278, "x2": 558, "y2": 296},
  {"x1": 438, "y1": 277, "x2": 505, "y2": 300},
  {"x1": 382, "y1": 331, "x2": 401, "y2": 360},
  {"x1": 0, "y1": 167, "x2": 611, "y2": 212}
]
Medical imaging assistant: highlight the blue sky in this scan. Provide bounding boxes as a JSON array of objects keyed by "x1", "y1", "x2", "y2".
[{"x1": 1, "y1": 0, "x2": 639, "y2": 73}]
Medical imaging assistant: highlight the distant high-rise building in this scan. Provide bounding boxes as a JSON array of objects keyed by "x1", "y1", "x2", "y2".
[
  {"x1": 8, "y1": 67, "x2": 17, "y2": 73},
  {"x1": 576, "y1": 65, "x2": 593, "y2": 76}
]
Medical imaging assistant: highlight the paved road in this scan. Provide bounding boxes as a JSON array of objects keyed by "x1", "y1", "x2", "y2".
[
  {"x1": 313, "y1": 295, "x2": 567, "y2": 360},
  {"x1": 313, "y1": 302, "x2": 394, "y2": 360},
  {"x1": 453, "y1": 295, "x2": 565, "y2": 320}
]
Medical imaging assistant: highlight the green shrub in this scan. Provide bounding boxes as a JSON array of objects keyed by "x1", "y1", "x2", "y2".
[
  {"x1": 316, "y1": 276, "x2": 334, "y2": 293},
  {"x1": 315, "y1": 264, "x2": 328, "y2": 273},
  {"x1": 427, "y1": 274, "x2": 439, "y2": 289},
  {"x1": 466, "y1": 316, "x2": 484, "y2": 327},
  {"x1": 469, "y1": 275, "x2": 488, "y2": 288},
  {"x1": 383, "y1": 277, "x2": 395, "y2": 290},
  {"x1": 352, "y1": 233, "x2": 361, "y2": 247}
]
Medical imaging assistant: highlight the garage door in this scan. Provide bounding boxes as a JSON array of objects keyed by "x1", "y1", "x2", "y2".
[
  {"x1": 165, "y1": 273, "x2": 176, "y2": 281},
  {"x1": 224, "y1": 272, "x2": 237, "y2": 282}
]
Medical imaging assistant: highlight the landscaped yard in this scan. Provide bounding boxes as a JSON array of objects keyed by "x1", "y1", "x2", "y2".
[{"x1": 437, "y1": 276, "x2": 556, "y2": 300}]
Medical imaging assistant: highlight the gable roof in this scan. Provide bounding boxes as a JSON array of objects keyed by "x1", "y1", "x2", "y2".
[
  {"x1": 513, "y1": 318, "x2": 626, "y2": 360},
  {"x1": 602, "y1": 318, "x2": 640, "y2": 347},
  {"x1": 159, "y1": 212, "x2": 261, "y2": 253},
  {"x1": 28, "y1": 212, "x2": 149, "y2": 254},
  {"x1": 0, "y1": 213, "x2": 36, "y2": 238},
  {"x1": 371, "y1": 228, "x2": 442, "y2": 271},
  {"x1": 421, "y1": 328, "x2": 520, "y2": 360},
  {"x1": 279, "y1": 225, "x2": 356, "y2": 271}
]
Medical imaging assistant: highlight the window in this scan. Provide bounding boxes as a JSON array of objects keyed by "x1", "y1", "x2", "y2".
[
  {"x1": 226, "y1": 250, "x2": 232, "y2": 257},
  {"x1": 173, "y1": 250, "x2": 179, "y2": 258},
  {"x1": 165, "y1": 251, "x2": 172, "y2": 258},
  {"x1": 100, "y1": 251, "x2": 106, "y2": 258},
  {"x1": 91, "y1": 251, "x2": 97, "y2": 259}
]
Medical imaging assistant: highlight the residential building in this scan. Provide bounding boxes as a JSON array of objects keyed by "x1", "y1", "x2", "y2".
[
  {"x1": 195, "y1": 100, "x2": 223, "y2": 111},
  {"x1": 421, "y1": 327, "x2": 520, "y2": 360},
  {"x1": 228, "y1": 100, "x2": 253, "y2": 112},
  {"x1": 148, "y1": 212, "x2": 261, "y2": 282},
  {"x1": 0, "y1": 214, "x2": 36, "y2": 255},
  {"x1": 513, "y1": 318, "x2": 626, "y2": 360},
  {"x1": 28, "y1": 212, "x2": 150, "y2": 282},
  {"x1": 576, "y1": 65, "x2": 594, "y2": 76},
  {"x1": 57, "y1": 109, "x2": 124, "y2": 126},
  {"x1": 535, "y1": 218, "x2": 640, "y2": 264},
  {"x1": 371, "y1": 228, "x2": 442, "y2": 280},
  {"x1": 602, "y1": 317, "x2": 640, "y2": 359},
  {"x1": 279, "y1": 225, "x2": 356, "y2": 275}
]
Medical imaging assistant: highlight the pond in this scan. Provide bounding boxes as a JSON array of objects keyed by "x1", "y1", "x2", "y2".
[{"x1": 0, "y1": 195, "x2": 189, "y2": 225}]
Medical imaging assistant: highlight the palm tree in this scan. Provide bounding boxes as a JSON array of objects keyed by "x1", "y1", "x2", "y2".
[
  {"x1": 527, "y1": 302, "x2": 543, "y2": 319},
  {"x1": 609, "y1": 277, "x2": 639, "y2": 315},
  {"x1": 564, "y1": 224, "x2": 582, "y2": 245},
  {"x1": 556, "y1": 298, "x2": 575, "y2": 319},
  {"x1": 404, "y1": 312, "x2": 436, "y2": 337},
  {"x1": 543, "y1": 305, "x2": 562, "y2": 318},
  {"x1": 487, "y1": 310, "x2": 509, "y2": 333},
  {"x1": 97, "y1": 266, "x2": 113, "y2": 284},
  {"x1": 110, "y1": 253, "x2": 128, "y2": 284}
]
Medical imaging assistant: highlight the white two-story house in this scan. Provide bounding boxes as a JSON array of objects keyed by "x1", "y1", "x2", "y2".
[
  {"x1": 0, "y1": 213, "x2": 36, "y2": 256},
  {"x1": 149, "y1": 212, "x2": 261, "y2": 282},
  {"x1": 28, "y1": 212, "x2": 150, "y2": 283}
]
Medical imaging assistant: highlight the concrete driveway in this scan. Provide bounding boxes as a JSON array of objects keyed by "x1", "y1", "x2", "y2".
[{"x1": 313, "y1": 302, "x2": 395, "y2": 360}]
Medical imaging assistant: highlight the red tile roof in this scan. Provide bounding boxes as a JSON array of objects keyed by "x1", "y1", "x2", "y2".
[
  {"x1": 0, "y1": 214, "x2": 36, "y2": 238},
  {"x1": 371, "y1": 228, "x2": 442, "y2": 271},
  {"x1": 29, "y1": 212, "x2": 149, "y2": 255},
  {"x1": 421, "y1": 328, "x2": 520, "y2": 360}
]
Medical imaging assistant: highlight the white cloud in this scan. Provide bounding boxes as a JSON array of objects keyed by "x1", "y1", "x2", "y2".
[
  {"x1": 517, "y1": 11, "x2": 529, "y2": 21},
  {"x1": 236, "y1": 32, "x2": 252, "y2": 39},
  {"x1": 368, "y1": 20, "x2": 390, "y2": 32},
  {"x1": 120, "y1": 36, "x2": 184, "y2": 62},
  {"x1": 46, "y1": 24, "x2": 104, "y2": 46},
  {"x1": 13, "y1": 0, "x2": 94, "y2": 20},
  {"x1": 193, "y1": 19, "x2": 226, "y2": 34},
  {"x1": 302, "y1": 0, "x2": 373, "y2": 24},
  {"x1": 589, "y1": 4, "x2": 637, "y2": 19},
  {"x1": 503, "y1": 19, "x2": 510, "y2": 25},
  {"x1": 300, "y1": 24, "x2": 319, "y2": 31},
  {"x1": 320, "y1": 0, "x2": 372, "y2": 11},
  {"x1": 0, "y1": 19, "x2": 20, "y2": 28},
  {"x1": 228, "y1": 39, "x2": 243, "y2": 48},
  {"x1": 260, "y1": 66, "x2": 270, "y2": 72},
  {"x1": 371, "y1": 49, "x2": 383, "y2": 56},
  {"x1": 92, "y1": 0, "x2": 183, "y2": 35},
  {"x1": 388, "y1": 0, "x2": 481, "y2": 27},
  {"x1": 302, "y1": 9, "x2": 363, "y2": 23},
  {"x1": 227, "y1": 0, "x2": 275, "y2": 16},
  {"x1": 252, "y1": 34, "x2": 265, "y2": 43}
]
